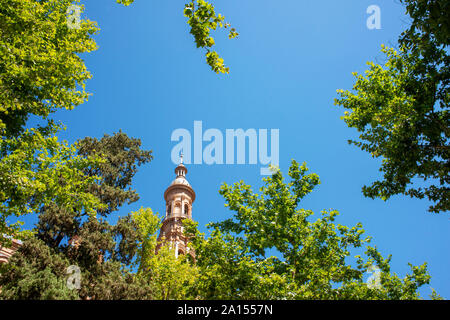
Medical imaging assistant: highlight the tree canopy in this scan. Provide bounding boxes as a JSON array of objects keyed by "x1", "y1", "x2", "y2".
[
  {"x1": 0, "y1": 132, "x2": 153, "y2": 299},
  {"x1": 334, "y1": 0, "x2": 449, "y2": 213},
  {"x1": 183, "y1": 161, "x2": 437, "y2": 299},
  {"x1": 0, "y1": 0, "x2": 98, "y2": 138},
  {"x1": 2, "y1": 160, "x2": 438, "y2": 299}
]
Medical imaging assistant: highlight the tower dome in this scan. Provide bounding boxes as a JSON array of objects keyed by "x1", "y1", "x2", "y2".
[{"x1": 164, "y1": 155, "x2": 195, "y2": 202}]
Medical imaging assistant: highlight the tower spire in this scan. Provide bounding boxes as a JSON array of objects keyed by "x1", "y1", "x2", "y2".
[{"x1": 157, "y1": 160, "x2": 196, "y2": 258}]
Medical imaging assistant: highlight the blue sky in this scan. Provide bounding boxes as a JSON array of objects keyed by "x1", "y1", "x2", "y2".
[{"x1": 23, "y1": 0, "x2": 449, "y2": 298}]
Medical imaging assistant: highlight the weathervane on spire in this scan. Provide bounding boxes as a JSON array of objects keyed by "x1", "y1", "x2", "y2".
[{"x1": 179, "y1": 151, "x2": 184, "y2": 165}]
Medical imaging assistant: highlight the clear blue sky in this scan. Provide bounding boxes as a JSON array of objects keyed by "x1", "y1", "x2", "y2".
[{"x1": 24, "y1": 0, "x2": 449, "y2": 298}]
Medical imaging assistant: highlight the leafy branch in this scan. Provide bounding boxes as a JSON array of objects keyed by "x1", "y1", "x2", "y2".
[{"x1": 184, "y1": 0, "x2": 238, "y2": 74}]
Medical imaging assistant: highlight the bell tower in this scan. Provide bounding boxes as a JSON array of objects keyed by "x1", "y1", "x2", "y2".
[{"x1": 157, "y1": 155, "x2": 196, "y2": 257}]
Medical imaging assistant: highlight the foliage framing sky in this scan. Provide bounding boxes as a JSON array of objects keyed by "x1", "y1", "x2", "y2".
[{"x1": 22, "y1": 0, "x2": 449, "y2": 298}]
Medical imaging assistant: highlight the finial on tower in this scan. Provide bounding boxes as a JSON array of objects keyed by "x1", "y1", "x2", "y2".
[{"x1": 175, "y1": 152, "x2": 187, "y2": 177}]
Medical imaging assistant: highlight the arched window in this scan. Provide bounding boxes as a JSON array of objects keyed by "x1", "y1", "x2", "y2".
[
  {"x1": 174, "y1": 202, "x2": 181, "y2": 214},
  {"x1": 184, "y1": 204, "x2": 189, "y2": 216},
  {"x1": 167, "y1": 204, "x2": 171, "y2": 216}
]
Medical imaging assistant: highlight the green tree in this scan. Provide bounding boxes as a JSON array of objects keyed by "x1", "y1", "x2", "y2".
[
  {"x1": 0, "y1": 132, "x2": 154, "y2": 299},
  {"x1": 0, "y1": 0, "x2": 102, "y2": 245},
  {"x1": 334, "y1": 0, "x2": 449, "y2": 213},
  {"x1": 132, "y1": 207, "x2": 198, "y2": 300},
  {"x1": 0, "y1": 0, "x2": 99, "y2": 138},
  {"x1": 184, "y1": 161, "x2": 436, "y2": 299},
  {"x1": 0, "y1": 123, "x2": 104, "y2": 244}
]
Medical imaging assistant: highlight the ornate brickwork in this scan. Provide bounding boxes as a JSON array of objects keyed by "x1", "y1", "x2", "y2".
[{"x1": 0, "y1": 239, "x2": 22, "y2": 264}]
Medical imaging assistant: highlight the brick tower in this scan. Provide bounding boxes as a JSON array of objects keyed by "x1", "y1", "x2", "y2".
[
  {"x1": 157, "y1": 155, "x2": 195, "y2": 258},
  {"x1": 0, "y1": 239, "x2": 22, "y2": 264}
]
